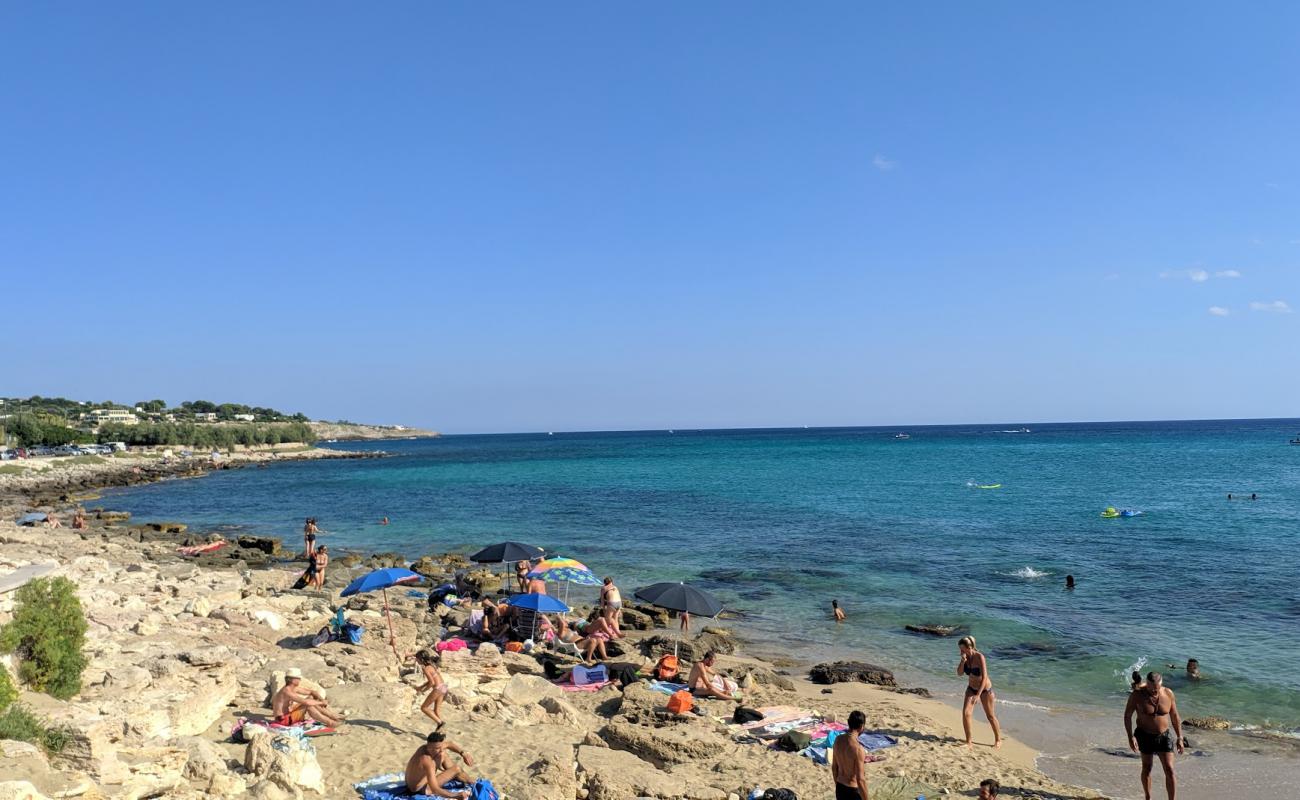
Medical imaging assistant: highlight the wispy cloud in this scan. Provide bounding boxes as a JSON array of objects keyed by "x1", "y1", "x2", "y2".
[
  {"x1": 1160, "y1": 268, "x2": 1240, "y2": 282},
  {"x1": 872, "y1": 154, "x2": 897, "y2": 171},
  {"x1": 1208, "y1": 306, "x2": 1230, "y2": 316},
  {"x1": 1250, "y1": 300, "x2": 1292, "y2": 314}
]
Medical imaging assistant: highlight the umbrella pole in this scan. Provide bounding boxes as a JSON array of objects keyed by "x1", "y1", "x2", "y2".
[{"x1": 383, "y1": 587, "x2": 399, "y2": 661}]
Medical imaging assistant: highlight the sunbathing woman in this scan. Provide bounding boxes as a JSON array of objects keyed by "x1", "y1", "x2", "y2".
[
  {"x1": 579, "y1": 614, "x2": 614, "y2": 663},
  {"x1": 957, "y1": 635, "x2": 1003, "y2": 748},
  {"x1": 412, "y1": 649, "x2": 449, "y2": 727}
]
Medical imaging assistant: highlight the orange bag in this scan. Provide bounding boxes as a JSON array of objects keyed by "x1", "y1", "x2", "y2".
[
  {"x1": 654, "y1": 654, "x2": 680, "y2": 681},
  {"x1": 666, "y1": 690, "x2": 694, "y2": 714},
  {"x1": 504, "y1": 641, "x2": 524, "y2": 653}
]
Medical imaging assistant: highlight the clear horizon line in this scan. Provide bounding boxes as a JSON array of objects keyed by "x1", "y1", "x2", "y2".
[{"x1": 424, "y1": 414, "x2": 1300, "y2": 437}]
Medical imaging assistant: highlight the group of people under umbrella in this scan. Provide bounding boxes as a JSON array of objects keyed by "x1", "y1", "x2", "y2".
[{"x1": 338, "y1": 540, "x2": 724, "y2": 662}]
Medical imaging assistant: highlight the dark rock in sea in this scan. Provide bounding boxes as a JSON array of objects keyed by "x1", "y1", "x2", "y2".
[
  {"x1": 904, "y1": 623, "x2": 964, "y2": 637},
  {"x1": 235, "y1": 536, "x2": 282, "y2": 556},
  {"x1": 809, "y1": 661, "x2": 897, "y2": 687},
  {"x1": 1186, "y1": 716, "x2": 1231, "y2": 730},
  {"x1": 337, "y1": 554, "x2": 364, "y2": 568},
  {"x1": 96, "y1": 510, "x2": 131, "y2": 522},
  {"x1": 619, "y1": 607, "x2": 656, "y2": 631},
  {"x1": 145, "y1": 521, "x2": 188, "y2": 533},
  {"x1": 367, "y1": 552, "x2": 407, "y2": 569}
]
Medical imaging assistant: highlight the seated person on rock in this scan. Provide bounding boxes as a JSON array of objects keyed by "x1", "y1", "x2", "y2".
[
  {"x1": 271, "y1": 668, "x2": 344, "y2": 727},
  {"x1": 406, "y1": 731, "x2": 475, "y2": 799},
  {"x1": 578, "y1": 614, "x2": 615, "y2": 663},
  {"x1": 689, "y1": 651, "x2": 738, "y2": 700}
]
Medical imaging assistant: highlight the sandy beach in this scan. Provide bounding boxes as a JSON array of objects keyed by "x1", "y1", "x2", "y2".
[{"x1": 0, "y1": 454, "x2": 1115, "y2": 800}]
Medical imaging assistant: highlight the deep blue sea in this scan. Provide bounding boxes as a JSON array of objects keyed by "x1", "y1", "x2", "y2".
[{"x1": 99, "y1": 420, "x2": 1300, "y2": 732}]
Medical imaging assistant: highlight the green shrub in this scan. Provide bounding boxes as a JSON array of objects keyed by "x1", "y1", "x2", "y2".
[
  {"x1": 0, "y1": 662, "x2": 16, "y2": 711},
  {"x1": 0, "y1": 704, "x2": 71, "y2": 754},
  {"x1": 0, "y1": 577, "x2": 88, "y2": 700}
]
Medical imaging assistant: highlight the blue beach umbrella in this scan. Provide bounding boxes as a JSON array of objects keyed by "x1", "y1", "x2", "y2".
[
  {"x1": 341, "y1": 567, "x2": 422, "y2": 659},
  {"x1": 507, "y1": 592, "x2": 570, "y2": 640}
]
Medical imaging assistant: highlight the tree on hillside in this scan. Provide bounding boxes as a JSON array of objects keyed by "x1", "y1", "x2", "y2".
[
  {"x1": 180, "y1": 400, "x2": 217, "y2": 413},
  {"x1": 134, "y1": 400, "x2": 167, "y2": 413}
]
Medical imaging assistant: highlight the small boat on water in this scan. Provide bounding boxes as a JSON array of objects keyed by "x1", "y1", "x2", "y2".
[
  {"x1": 894, "y1": 433, "x2": 910, "y2": 440},
  {"x1": 1290, "y1": 433, "x2": 1300, "y2": 445}
]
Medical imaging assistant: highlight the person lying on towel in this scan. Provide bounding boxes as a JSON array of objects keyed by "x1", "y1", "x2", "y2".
[
  {"x1": 689, "y1": 651, "x2": 738, "y2": 700},
  {"x1": 406, "y1": 731, "x2": 476, "y2": 799}
]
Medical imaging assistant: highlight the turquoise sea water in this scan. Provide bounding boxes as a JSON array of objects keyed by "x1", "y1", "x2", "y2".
[{"x1": 99, "y1": 420, "x2": 1300, "y2": 731}]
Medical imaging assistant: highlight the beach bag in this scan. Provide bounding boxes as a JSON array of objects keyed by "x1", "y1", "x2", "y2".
[
  {"x1": 762, "y1": 790, "x2": 798, "y2": 800},
  {"x1": 470, "y1": 778, "x2": 499, "y2": 800},
  {"x1": 343, "y1": 623, "x2": 364, "y2": 644},
  {"x1": 733, "y1": 706, "x2": 764, "y2": 724},
  {"x1": 666, "y1": 690, "x2": 694, "y2": 714},
  {"x1": 504, "y1": 641, "x2": 525, "y2": 653},
  {"x1": 572, "y1": 664, "x2": 607, "y2": 685},
  {"x1": 654, "y1": 654, "x2": 680, "y2": 681},
  {"x1": 311, "y1": 626, "x2": 332, "y2": 648},
  {"x1": 777, "y1": 730, "x2": 811, "y2": 752}
]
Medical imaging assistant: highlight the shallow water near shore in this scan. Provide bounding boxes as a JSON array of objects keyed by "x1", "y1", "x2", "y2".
[{"x1": 99, "y1": 420, "x2": 1300, "y2": 738}]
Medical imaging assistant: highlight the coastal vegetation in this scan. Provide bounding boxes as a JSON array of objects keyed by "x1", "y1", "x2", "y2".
[
  {"x1": 95, "y1": 420, "x2": 317, "y2": 449},
  {"x1": 0, "y1": 702, "x2": 71, "y2": 754},
  {"x1": 0, "y1": 662, "x2": 16, "y2": 710},
  {"x1": 0, "y1": 576, "x2": 89, "y2": 700}
]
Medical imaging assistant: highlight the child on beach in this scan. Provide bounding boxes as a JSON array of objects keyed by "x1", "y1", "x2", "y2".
[{"x1": 412, "y1": 649, "x2": 449, "y2": 727}]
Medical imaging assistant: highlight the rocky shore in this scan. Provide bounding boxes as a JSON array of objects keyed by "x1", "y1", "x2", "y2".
[{"x1": 0, "y1": 459, "x2": 1105, "y2": 800}]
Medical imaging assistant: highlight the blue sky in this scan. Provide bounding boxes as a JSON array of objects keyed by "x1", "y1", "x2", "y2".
[{"x1": 3, "y1": 3, "x2": 1298, "y2": 433}]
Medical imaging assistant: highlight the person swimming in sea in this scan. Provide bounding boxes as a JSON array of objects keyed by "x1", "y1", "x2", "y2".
[
  {"x1": 832, "y1": 599, "x2": 846, "y2": 622},
  {"x1": 957, "y1": 635, "x2": 1002, "y2": 749},
  {"x1": 1065, "y1": 574, "x2": 1076, "y2": 590}
]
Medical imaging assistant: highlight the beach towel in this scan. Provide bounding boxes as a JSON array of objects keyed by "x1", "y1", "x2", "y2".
[
  {"x1": 737, "y1": 705, "x2": 811, "y2": 731},
  {"x1": 857, "y1": 732, "x2": 899, "y2": 751},
  {"x1": 649, "y1": 680, "x2": 690, "y2": 695},
  {"x1": 178, "y1": 540, "x2": 226, "y2": 556},
  {"x1": 233, "y1": 717, "x2": 335, "y2": 742},
  {"x1": 405, "y1": 589, "x2": 428, "y2": 599},
  {"x1": 553, "y1": 678, "x2": 612, "y2": 692},
  {"x1": 436, "y1": 638, "x2": 468, "y2": 653},
  {"x1": 352, "y1": 772, "x2": 471, "y2": 800},
  {"x1": 760, "y1": 717, "x2": 819, "y2": 737}
]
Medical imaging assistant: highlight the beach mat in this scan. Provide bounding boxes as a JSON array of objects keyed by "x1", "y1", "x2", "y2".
[
  {"x1": 353, "y1": 773, "x2": 479, "y2": 800},
  {"x1": 869, "y1": 776, "x2": 937, "y2": 800}
]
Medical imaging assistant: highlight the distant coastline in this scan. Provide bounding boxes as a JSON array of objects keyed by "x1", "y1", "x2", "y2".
[{"x1": 308, "y1": 421, "x2": 439, "y2": 441}]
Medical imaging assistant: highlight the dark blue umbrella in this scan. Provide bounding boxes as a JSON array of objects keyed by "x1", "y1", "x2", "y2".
[
  {"x1": 470, "y1": 541, "x2": 545, "y2": 564},
  {"x1": 634, "y1": 582, "x2": 724, "y2": 657},
  {"x1": 507, "y1": 592, "x2": 569, "y2": 640},
  {"x1": 340, "y1": 567, "x2": 422, "y2": 660},
  {"x1": 340, "y1": 567, "x2": 422, "y2": 597}
]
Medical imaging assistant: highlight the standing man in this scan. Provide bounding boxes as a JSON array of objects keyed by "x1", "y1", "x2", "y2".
[
  {"x1": 831, "y1": 709, "x2": 869, "y2": 800},
  {"x1": 1124, "y1": 671, "x2": 1184, "y2": 800}
]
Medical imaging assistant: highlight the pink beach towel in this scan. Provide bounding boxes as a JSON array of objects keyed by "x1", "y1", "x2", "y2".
[{"x1": 435, "y1": 638, "x2": 468, "y2": 653}]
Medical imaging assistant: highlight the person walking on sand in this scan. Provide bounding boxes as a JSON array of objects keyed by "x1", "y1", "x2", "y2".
[
  {"x1": 405, "y1": 731, "x2": 475, "y2": 799},
  {"x1": 832, "y1": 599, "x2": 846, "y2": 622},
  {"x1": 410, "y1": 649, "x2": 449, "y2": 727},
  {"x1": 271, "y1": 668, "x2": 344, "y2": 727},
  {"x1": 1124, "y1": 671, "x2": 1184, "y2": 800},
  {"x1": 600, "y1": 577, "x2": 623, "y2": 637},
  {"x1": 831, "y1": 709, "x2": 869, "y2": 800},
  {"x1": 956, "y1": 636, "x2": 1002, "y2": 749},
  {"x1": 311, "y1": 545, "x2": 329, "y2": 590}
]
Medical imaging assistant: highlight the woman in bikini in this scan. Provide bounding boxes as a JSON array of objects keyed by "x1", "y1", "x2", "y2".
[
  {"x1": 311, "y1": 545, "x2": 329, "y2": 590},
  {"x1": 412, "y1": 649, "x2": 449, "y2": 727},
  {"x1": 956, "y1": 635, "x2": 1002, "y2": 748},
  {"x1": 600, "y1": 577, "x2": 623, "y2": 638}
]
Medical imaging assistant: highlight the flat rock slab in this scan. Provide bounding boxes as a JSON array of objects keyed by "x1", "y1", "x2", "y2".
[
  {"x1": 0, "y1": 562, "x2": 58, "y2": 594},
  {"x1": 577, "y1": 744, "x2": 686, "y2": 800},
  {"x1": 808, "y1": 660, "x2": 896, "y2": 686}
]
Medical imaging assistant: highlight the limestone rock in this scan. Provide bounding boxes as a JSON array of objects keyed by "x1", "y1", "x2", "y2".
[
  {"x1": 133, "y1": 616, "x2": 161, "y2": 636},
  {"x1": 809, "y1": 660, "x2": 897, "y2": 687},
  {"x1": 602, "y1": 718, "x2": 726, "y2": 765},
  {"x1": 252, "y1": 609, "x2": 286, "y2": 631},
  {"x1": 1185, "y1": 716, "x2": 1231, "y2": 730},
  {"x1": 905, "y1": 623, "x2": 964, "y2": 637},
  {"x1": 0, "y1": 781, "x2": 50, "y2": 800},
  {"x1": 243, "y1": 733, "x2": 323, "y2": 794},
  {"x1": 501, "y1": 673, "x2": 562, "y2": 706},
  {"x1": 577, "y1": 745, "x2": 685, "y2": 800},
  {"x1": 184, "y1": 596, "x2": 212, "y2": 617},
  {"x1": 616, "y1": 681, "x2": 667, "y2": 720}
]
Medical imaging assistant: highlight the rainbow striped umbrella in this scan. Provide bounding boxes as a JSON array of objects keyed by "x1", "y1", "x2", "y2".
[
  {"x1": 526, "y1": 558, "x2": 600, "y2": 608},
  {"x1": 526, "y1": 557, "x2": 589, "y2": 575}
]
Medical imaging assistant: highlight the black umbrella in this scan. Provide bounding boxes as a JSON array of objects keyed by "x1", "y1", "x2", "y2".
[
  {"x1": 634, "y1": 581, "x2": 724, "y2": 657},
  {"x1": 469, "y1": 541, "x2": 545, "y2": 564}
]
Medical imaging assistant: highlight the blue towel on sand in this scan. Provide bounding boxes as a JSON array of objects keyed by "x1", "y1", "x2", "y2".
[
  {"x1": 858, "y1": 732, "x2": 898, "y2": 751},
  {"x1": 648, "y1": 680, "x2": 690, "y2": 695},
  {"x1": 353, "y1": 773, "x2": 467, "y2": 800}
]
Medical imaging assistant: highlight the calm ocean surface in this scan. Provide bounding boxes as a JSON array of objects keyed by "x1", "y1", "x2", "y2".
[{"x1": 99, "y1": 420, "x2": 1300, "y2": 731}]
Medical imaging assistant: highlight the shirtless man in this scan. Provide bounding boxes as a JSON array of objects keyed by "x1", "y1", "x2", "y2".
[
  {"x1": 831, "y1": 709, "x2": 869, "y2": 800},
  {"x1": 405, "y1": 731, "x2": 475, "y2": 799},
  {"x1": 688, "y1": 651, "x2": 736, "y2": 700},
  {"x1": 271, "y1": 668, "x2": 343, "y2": 727},
  {"x1": 1124, "y1": 671, "x2": 1184, "y2": 800}
]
